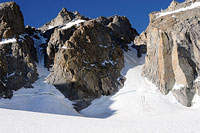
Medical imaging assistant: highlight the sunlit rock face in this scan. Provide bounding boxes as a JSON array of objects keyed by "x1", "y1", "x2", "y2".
[
  {"x1": 135, "y1": 0, "x2": 200, "y2": 106},
  {"x1": 42, "y1": 9, "x2": 139, "y2": 110}
]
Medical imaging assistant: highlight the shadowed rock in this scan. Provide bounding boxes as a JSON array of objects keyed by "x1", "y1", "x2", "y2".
[{"x1": 0, "y1": 2, "x2": 38, "y2": 98}]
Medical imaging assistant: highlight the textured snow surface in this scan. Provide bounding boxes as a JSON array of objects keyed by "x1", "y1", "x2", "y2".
[
  {"x1": 157, "y1": 2, "x2": 200, "y2": 18},
  {"x1": 0, "y1": 38, "x2": 17, "y2": 45},
  {"x1": 0, "y1": 44, "x2": 200, "y2": 133}
]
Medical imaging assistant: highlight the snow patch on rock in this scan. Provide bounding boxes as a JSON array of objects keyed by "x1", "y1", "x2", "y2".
[
  {"x1": 157, "y1": 2, "x2": 200, "y2": 18},
  {"x1": 0, "y1": 38, "x2": 17, "y2": 45},
  {"x1": 61, "y1": 20, "x2": 85, "y2": 30}
]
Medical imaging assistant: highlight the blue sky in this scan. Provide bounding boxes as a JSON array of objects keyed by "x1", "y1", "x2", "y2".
[{"x1": 1, "y1": 0, "x2": 185, "y2": 33}]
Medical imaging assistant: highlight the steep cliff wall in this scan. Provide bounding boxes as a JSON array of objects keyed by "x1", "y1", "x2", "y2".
[{"x1": 135, "y1": 0, "x2": 200, "y2": 106}]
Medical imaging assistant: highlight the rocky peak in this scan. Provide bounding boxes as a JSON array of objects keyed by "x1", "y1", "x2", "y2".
[
  {"x1": 0, "y1": 1, "x2": 25, "y2": 40},
  {"x1": 168, "y1": 0, "x2": 179, "y2": 11},
  {"x1": 39, "y1": 8, "x2": 89, "y2": 31}
]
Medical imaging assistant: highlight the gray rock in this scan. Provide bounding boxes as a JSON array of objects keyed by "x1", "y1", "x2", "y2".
[
  {"x1": 172, "y1": 87, "x2": 195, "y2": 107},
  {"x1": 193, "y1": 81, "x2": 200, "y2": 96}
]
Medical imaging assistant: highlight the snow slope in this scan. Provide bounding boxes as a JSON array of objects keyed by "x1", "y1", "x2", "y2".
[
  {"x1": 81, "y1": 45, "x2": 200, "y2": 118},
  {"x1": 0, "y1": 39, "x2": 200, "y2": 132},
  {"x1": 0, "y1": 33, "x2": 79, "y2": 116},
  {"x1": 1, "y1": 2, "x2": 200, "y2": 130}
]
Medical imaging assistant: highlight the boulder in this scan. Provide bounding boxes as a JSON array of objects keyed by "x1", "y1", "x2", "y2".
[{"x1": 172, "y1": 87, "x2": 195, "y2": 107}]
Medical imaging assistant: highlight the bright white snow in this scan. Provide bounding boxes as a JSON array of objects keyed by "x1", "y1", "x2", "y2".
[
  {"x1": 61, "y1": 20, "x2": 85, "y2": 30},
  {"x1": 0, "y1": 38, "x2": 17, "y2": 45},
  {"x1": 0, "y1": 43, "x2": 200, "y2": 132},
  {"x1": 47, "y1": 25, "x2": 57, "y2": 30},
  {"x1": 157, "y1": 2, "x2": 200, "y2": 18},
  {"x1": 172, "y1": 83, "x2": 185, "y2": 90}
]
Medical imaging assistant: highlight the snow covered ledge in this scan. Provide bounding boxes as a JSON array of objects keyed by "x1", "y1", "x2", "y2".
[
  {"x1": 156, "y1": 1, "x2": 200, "y2": 18},
  {"x1": 0, "y1": 38, "x2": 17, "y2": 45},
  {"x1": 61, "y1": 19, "x2": 85, "y2": 30},
  {"x1": 47, "y1": 19, "x2": 86, "y2": 30}
]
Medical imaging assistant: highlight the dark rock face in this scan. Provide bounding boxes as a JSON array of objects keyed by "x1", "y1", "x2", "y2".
[
  {"x1": 96, "y1": 16, "x2": 139, "y2": 50},
  {"x1": 135, "y1": 0, "x2": 200, "y2": 106},
  {"x1": 0, "y1": 2, "x2": 25, "y2": 40},
  {"x1": 46, "y1": 26, "x2": 76, "y2": 68},
  {"x1": 0, "y1": 2, "x2": 38, "y2": 98},
  {"x1": 0, "y1": 37, "x2": 38, "y2": 98}
]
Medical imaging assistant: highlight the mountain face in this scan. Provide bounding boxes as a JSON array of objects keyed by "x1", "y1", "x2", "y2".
[
  {"x1": 135, "y1": 0, "x2": 200, "y2": 106},
  {"x1": 1, "y1": 0, "x2": 200, "y2": 110},
  {"x1": 43, "y1": 10, "x2": 139, "y2": 110},
  {"x1": 0, "y1": 1, "x2": 139, "y2": 110},
  {"x1": 0, "y1": 2, "x2": 38, "y2": 98},
  {"x1": 0, "y1": 2, "x2": 25, "y2": 40}
]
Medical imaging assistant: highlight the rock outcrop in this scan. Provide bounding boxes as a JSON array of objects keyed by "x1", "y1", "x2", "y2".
[
  {"x1": 0, "y1": 2, "x2": 25, "y2": 40},
  {"x1": 0, "y1": 1, "x2": 141, "y2": 110},
  {"x1": 0, "y1": 2, "x2": 38, "y2": 98},
  {"x1": 135, "y1": 0, "x2": 200, "y2": 106},
  {"x1": 47, "y1": 20, "x2": 124, "y2": 109},
  {"x1": 40, "y1": 8, "x2": 138, "y2": 110},
  {"x1": 96, "y1": 16, "x2": 139, "y2": 50}
]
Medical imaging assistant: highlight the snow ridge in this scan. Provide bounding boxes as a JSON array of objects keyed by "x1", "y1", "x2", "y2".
[
  {"x1": 0, "y1": 38, "x2": 17, "y2": 45},
  {"x1": 157, "y1": 2, "x2": 200, "y2": 18},
  {"x1": 61, "y1": 19, "x2": 85, "y2": 30}
]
